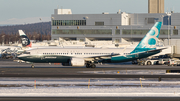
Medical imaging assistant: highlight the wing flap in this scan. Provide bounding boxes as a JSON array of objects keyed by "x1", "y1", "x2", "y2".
[
  {"x1": 131, "y1": 48, "x2": 167, "y2": 55},
  {"x1": 86, "y1": 53, "x2": 120, "y2": 59}
]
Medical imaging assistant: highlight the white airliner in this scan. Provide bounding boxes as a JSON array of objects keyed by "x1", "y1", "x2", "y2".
[
  {"x1": 18, "y1": 22, "x2": 164, "y2": 68},
  {"x1": 18, "y1": 30, "x2": 86, "y2": 49}
]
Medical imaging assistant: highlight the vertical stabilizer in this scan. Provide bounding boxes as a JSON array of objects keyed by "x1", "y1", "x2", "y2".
[
  {"x1": 18, "y1": 30, "x2": 32, "y2": 47},
  {"x1": 131, "y1": 22, "x2": 162, "y2": 54}
]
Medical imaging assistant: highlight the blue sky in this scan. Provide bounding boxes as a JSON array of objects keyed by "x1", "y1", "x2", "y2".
[{"x1": 0, "y1": 0, "x2": 179, "y2": 25}]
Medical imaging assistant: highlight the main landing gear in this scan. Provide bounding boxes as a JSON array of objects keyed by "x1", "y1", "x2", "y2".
[
  {"x1": 86, "y1": 62, "x2": 96, "y2": 68},
  {"x1": 31, "y1": 64, "x2": 35, "y2": 68}
]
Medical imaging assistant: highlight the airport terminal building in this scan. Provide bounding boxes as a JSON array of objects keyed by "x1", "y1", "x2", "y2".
[{"x1": 51, "y1": 9, "x2": 180, "y2": 43}]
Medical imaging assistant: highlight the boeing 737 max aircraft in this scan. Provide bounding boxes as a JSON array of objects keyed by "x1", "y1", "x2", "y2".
[{"x1": 18, "y1": 22, "x2": 164, "y2": 68}]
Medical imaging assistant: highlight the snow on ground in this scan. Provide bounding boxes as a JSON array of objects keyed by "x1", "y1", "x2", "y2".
[
  {"x1": 1, "y1": 87, "x2": 180, "y2": 97},
  {"x1": 0, "y1": 78, "x2": 180, "y2": 97},
  {"x1": 81, "y1": 70, "x2": 167, "y2": 75}
]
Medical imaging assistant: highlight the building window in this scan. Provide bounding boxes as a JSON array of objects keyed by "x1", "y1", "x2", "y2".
[
  {"x1": 146, "y1": 18, "x2": 155, "y2": 24},
  {"x1": 173, "y1": 29, "x2": 178, "y2": 35},
  {"x1": 115, "y1": 29, "x2": 120, "y2": 35},
  {"x1": 122, "y1": 29, "x2": 149, "y2": 35},
  {"x1": 95, "y1": 22, "x2": 104, "y2": 26},
  {"x1": 52, "y1": 29, "x2": 112, "y2": 35},
  {"x1": 52, "y1": 20, "x2": 86, "y2": 26},
  {"x1": 122, "y1": 29, "x2": 174, "y2": 35},
  {"x1": 160, "y1": 30, "x2": 170, "y2": 35}
]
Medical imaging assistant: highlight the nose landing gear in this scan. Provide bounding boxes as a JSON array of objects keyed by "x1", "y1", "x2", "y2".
[{"x1": 31, "y1": 64, "x2": 35, "y2": 68}]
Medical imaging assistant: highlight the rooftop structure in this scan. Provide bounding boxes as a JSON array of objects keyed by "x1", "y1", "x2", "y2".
[
  {"x1": 51, "y1": 9, "x2": 179, "y2": 44},
  {"x1": 148, "y1": 0, "x2": 164, "y2": 13}
]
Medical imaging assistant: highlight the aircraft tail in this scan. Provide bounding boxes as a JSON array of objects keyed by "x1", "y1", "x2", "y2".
[
  {"x1": 131, "y1": 22, "x2": 162, "y2": 54},
  {"x1": 18, "y1": 30, "x2": 32, "y2": 48}
]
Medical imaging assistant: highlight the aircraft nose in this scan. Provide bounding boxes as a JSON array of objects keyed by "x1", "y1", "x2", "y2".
[
  {"x1": 17, "y1": 54, "x2": 23, "y2": 58},
  {"x1": 17, "y1": 55, "x2": 23, "y2": 60},
  {"x1": 17, "y1": 54, "x2": 26, "y2": 60}
]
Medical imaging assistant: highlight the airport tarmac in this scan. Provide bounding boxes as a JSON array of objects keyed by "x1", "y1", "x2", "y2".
[
  {"x1": 1, "y1": 60, "x2": 180, "y2": 100},
  {"x1": 0, "y1": 60, "x2": 180, "y2": 78}
]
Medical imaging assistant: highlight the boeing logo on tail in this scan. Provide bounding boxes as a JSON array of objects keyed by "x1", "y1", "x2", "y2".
[{"x1": 131, "y1": 22, "x2": 162, "y2": 54}]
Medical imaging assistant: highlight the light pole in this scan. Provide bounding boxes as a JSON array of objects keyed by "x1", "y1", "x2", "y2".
[
  {"x1": 161, "y1": 15, "x2": 164, "y2": 24},
  {"x1": 166, "y1": 12, "x2": 172, "y2": 45},
  {"x1": 39, "y1": 18, "x2": 43, "y2": 41},
  {"x1": 51, "y1": 17, "x2": 54, "y2": 41},
  {"x1": 2, "y1": 35, "x2": 5, "y2": 46}
]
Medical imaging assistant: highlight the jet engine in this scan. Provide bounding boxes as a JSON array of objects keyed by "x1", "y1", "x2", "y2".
[{"x1": 69, "y1": 58, "x2": 85, "y2": 66}]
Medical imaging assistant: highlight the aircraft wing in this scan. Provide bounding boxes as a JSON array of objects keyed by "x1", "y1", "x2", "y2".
[
  {"x1": 84, "y1": 53, "x2": 120, "y2": 61},
  {"x1": 87, "y1": 53, "x2": 120, "y2": 58},
  {"x1": 131, "y1": 47, "x2": 167, "y2": 55}
]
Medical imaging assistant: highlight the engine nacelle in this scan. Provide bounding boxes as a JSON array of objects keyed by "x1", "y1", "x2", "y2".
[{"x1": 70, "y1": 58, "x2": 85, "y2": 67}]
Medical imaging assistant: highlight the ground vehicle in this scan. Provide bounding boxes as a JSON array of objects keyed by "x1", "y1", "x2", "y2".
[
  {"x1": 137, "y1": 58, "x2": 159, "y2": 65},
  {"x1": 158, "y1": 58, "x2": 170, "y2": 65},
  {"x1": 167, "y1": 59, "x2": 180, "y2": 66},
  {"x1": 144, "y1": 59, "x2": 159, "y2": 65}
]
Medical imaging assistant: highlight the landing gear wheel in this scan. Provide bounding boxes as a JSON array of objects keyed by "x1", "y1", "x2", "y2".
[
  {"x1": 31, "y1": 65, "x2": 35, "y2": 68},
  {"x1": 156, "y1": 61, "x2": 159, "y2": 65},
  {"x1": 86, "y1": 62, "x2": 96, "y2": 68},
  {"x1": 147, "y1": 61, "x2": 151, "y2": 65},
  {"x1": 91, "y1": 64, "x2": 96, "y2": 68},
  {"x1": 86, "y1": 64, "x2": 90, "y2": 68}
]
